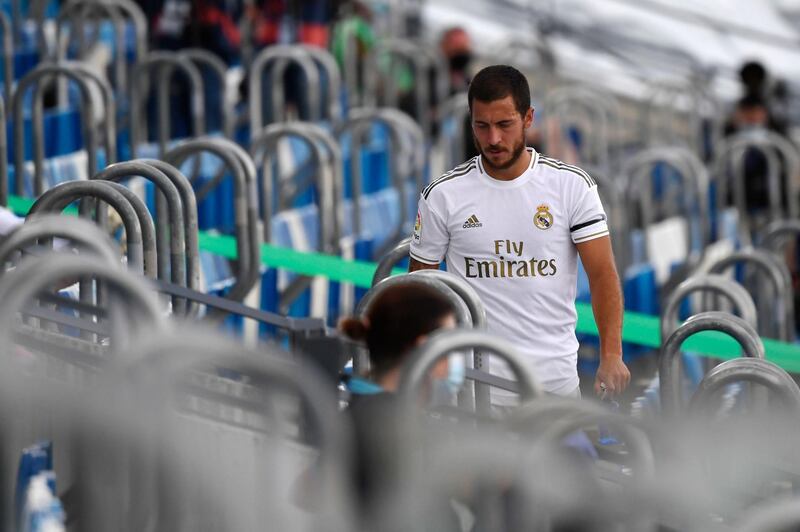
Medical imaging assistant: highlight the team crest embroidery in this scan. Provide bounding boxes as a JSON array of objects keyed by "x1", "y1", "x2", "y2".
[{"x1": 534, "y1": 204, "x2": 554, "y2": 230}]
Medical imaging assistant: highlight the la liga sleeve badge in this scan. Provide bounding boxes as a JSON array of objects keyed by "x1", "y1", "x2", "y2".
[{"x1": 413, "y1": 210, "x2": 422, "y2": 243}]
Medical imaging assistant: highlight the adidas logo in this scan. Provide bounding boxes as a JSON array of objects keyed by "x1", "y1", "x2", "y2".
[{"x1": 463, "y1": 215, "x2": 483, "y2": 229}]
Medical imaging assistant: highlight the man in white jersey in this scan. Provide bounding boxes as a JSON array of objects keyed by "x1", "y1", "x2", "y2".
[{"x1": 409, "y1": 65, "x2": 629, "y2": 398}]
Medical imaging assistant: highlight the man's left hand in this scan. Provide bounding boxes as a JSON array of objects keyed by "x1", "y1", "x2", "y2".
[{"x1": 594, "y1": 356, "x2": 630, "y2": 397}]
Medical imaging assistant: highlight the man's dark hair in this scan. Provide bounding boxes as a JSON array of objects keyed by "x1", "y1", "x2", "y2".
[{"x1": 468, "y1": 65, "x2": 531, "y2": 117}]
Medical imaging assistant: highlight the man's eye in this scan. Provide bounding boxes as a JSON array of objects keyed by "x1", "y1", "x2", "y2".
[{"x1": 475, "y1": 123, "x2": 488, "y2": 129}]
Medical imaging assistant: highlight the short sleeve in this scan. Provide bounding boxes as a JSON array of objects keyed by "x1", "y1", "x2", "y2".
[
  {"x1": 409, "y1": 195, "x2": 448, "y2": 265},
  {"x1": 569, "y1": 183, "x2": 609, "y2": 244}
]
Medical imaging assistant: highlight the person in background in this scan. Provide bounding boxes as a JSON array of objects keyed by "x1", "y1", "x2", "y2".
[
  {"x1": 439, "y1": 26, "x2": 479, "y2": 160},
  {"x1": 338, "y1": 282, "x2": 461, "y2": 522},
  {"x1": 440, "y1": 26, "x2": 473, "y2": 94}
]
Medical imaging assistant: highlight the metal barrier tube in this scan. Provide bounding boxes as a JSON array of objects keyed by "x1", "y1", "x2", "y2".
[
  {"x1": 714, "y1": 130, "x2": 800, "y2": 223},
  {"x1": 0, "y1": 253, "x2": 164, "y2": 351},
  {"x1": 299, "y1": 44, "x2": 343, "y2": 123},
  {"x1": 140, "y1": 159, "x2": 201, "y2": 314},
  {"x1": 544, "y1": 86, "x2": 620, "y2": 173},
  {"x1": 689, "y1": 357, "x2": 800, "y2": 413},
  {"x1": 439, "y1": 92, "x2": 469, "y2": 170},
  {"x1": 28, "y1": 181, "x2": 146, "y2": 274},
  {"x1": 660, "y1": 274, "x2": 758, "y2": 341},
  {"x1": 762, "y1": 219, "x2": 800, "y2": 253},
  {"x1": 0, "y1": 11, "x2": 12, "y2": 103},
  {"x1": 251, "y1": 123, "x2": 340, "y2": 255},
  {"x1": 71, "y1": 63, "x2": 118, "y2": 165},
  {"x1": 509, "y1": 397, "x2": 656, "y2": 480},
  {"x1": 0, "y1": 95, "x2": 7, "y2": 207},
  {"x1": 0, "y1": 215, "x2": 120, "y2": 267},
  {"x1": 92, "y1": 161, "x2": 185, "y2": 295},
  {"x1": 371, "y1": 237, "x2": 410, "y2": 287},
  {"x1": 411, "y1": 268, "x2": 492, "y2": 413},
  {"x1": 130, "y1": 52, "x2": 205, "y2": 157},
  {"x1": 398, "y1": 328, "x2": 542, "y2": 403},
  {"x1": 659, "y1": 311, "x2": 765, "y2": 416},
  {"x1": 249, "y1": 45, "x2": 321, "y2": 130},
  {"x1": 737, "y1": 498, "x2": 800, "y2": 532},
  {"x1": 210, "y1": 139, "x2": 262, "y2": 296},
  {"x1": 56, "y1": 1, "x2": 127, "y2": 95},
  {"x1": 336, "y1": 108, "x2": 417, "y2": 257},
  {"x1": 164, "y1": 138, "x2": 259, "y2": 302},
  {"x1": 180, "y1": 48, "x2": 234, "y2": 138},
  {"x1": 12, "y1": 64, "x2": 98, "y2": 197},
  {"x1": 92, "y1": 180, "x2": 157, "y2": 279},
  {"x1": 707, "y1": 249, "x2": 795, "y2": 341},
  {"x1": 366, "y1": 39, "x2": 431, "y2": 137}
]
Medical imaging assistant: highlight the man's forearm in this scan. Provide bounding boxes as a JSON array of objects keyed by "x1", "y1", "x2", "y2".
[{"x1": 589, "y1": 269, "x2": 623, "y2": 358}]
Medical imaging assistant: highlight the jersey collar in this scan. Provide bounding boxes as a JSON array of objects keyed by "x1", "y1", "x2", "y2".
[{"x1": 477, "y1": 148, "x2": 539, "y2": 188}]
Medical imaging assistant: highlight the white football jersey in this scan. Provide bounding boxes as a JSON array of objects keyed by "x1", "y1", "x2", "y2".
[{"x1": 410, "y1": 148, "x2": 609, "y2": 397}]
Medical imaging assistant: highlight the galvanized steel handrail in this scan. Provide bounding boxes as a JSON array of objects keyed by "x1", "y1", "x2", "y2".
[
  {"x1": 707, "y1": 249, "x2": 795, "y2": 342},
  {"x1": 0, "y1": 11, "x2": 13, "y2": 101},
  {"x1": 140, "y1": 159, "x2": 201, "y2": 314},
  {"x1": 659, "y1": 311, "x2": 765, "y2": 416},
  {"x1": 544, "y1": 85, "x2": 621, "y2": 173},
  {"x1": 713, "y1": 129, "x2": 800, "y2": 225},
  {"x1": 509, "y1": 397, "x2": 656, "y2": 479},
  {"x1": 180, "y1": 48, "x2": 235, "y2": 138},
  {"x1": 69, "y1": 62, "x2": 118, "y2": 165},
  {"x1": 28, "y1": 180, "x2": 146, "y2": 275},
  {"x1": 11, "y1": 63, "x2": 98, "y2": 197},
  {"x1": 689, "y1": 357, "x2": 800, "y2": 414},
  {"x1": 411, "y1": 268, "x2": 492, "y2": 413},
  {"x1": 299, "y1": 44, "x2": 343, "y2": 123},
  {"x1": 371, "y1": 236, "x2": 410, "y2": 287},
  {"x1": 251, "y1": 122, "x2": 341, "y2": 255},
  {"x1": 164, "y1": 138, "x2": 260, "y2": 302},
  {"x1": 365, "y1": 38, "x2": 447, "y2": 139},
  {"x1": 622, "y1": 147, "x2": 711, "y2": 267},
  {"x1": 660, "y1": 274, "x2": 758, "y2": 341},
  {"x1": 336, "y1": 108, "x2": 421, "y2": 257},
  {"x1": 439, "y1": 91, "x2": 469, "y2": 170},
  {"x1": 0, "y1": 94, "x2": 7, "y2": 206},
  {"x1": 130, "y1": 52, "x2": 206, "y2": 157},
  {"x1": 760, "y1": 219, "x2": 800, "y2": 253},
  {"x1": 0, "y1": 214, "x2": 120, "y2": 267},
  {"x1": 398, "y1": 328, "x2": 543, "y2": 403},
  {"x1": 55, "y1": 0, "x2": 127, "y2": 93},
  {"x1": 92, "y1": 161, "x2": 184, "y2": 312},
  {"x1": 249, "y1": 45, "x2": 321, "y2": 129},
  {"x1": 0, "y1": 253, "x2": 164, "y2": 353}
]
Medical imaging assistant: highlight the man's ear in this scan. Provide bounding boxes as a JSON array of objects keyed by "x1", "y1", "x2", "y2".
[
  {"x1": 524, "y1": 106, "x2": 534, "y2": 129},
  {"x1": 414, "y1": 334, "x2": 428, "y2": 347}
]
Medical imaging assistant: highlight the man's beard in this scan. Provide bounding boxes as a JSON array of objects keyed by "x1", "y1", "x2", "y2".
[{"x1": 474, "y1": 135, "x2": 527, "y2": 171}]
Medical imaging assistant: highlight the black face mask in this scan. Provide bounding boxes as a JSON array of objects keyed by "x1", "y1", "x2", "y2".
[{"x1": 449, "y1": 52, "x2": 472, "y2": 73}]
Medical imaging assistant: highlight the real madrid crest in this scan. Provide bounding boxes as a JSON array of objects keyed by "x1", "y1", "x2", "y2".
[{"x1": 534, "y1": 204, "x2": 553, "y2": 230}]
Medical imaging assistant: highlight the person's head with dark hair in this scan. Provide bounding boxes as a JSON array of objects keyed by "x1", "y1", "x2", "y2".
[
  {"x1": 740, "y1": 61, "x2": 768, "y2": 97},
  {"x1": 440, "y1": 27, "x2": 473, "y2": 78},
  {"x1": 734, "y1": 92, "x2": 769, "y2": 129},
  {"x1": 467, "y1": 65, "x2": 533, "y2": 175},
  {"x1": 340, "y1": 282, "x2": 457, "y2": 390}
]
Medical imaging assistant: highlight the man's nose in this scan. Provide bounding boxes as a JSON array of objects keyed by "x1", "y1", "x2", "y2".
[{"x1": 487, "y1": 126, "x2": 502, "y2": 145}]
